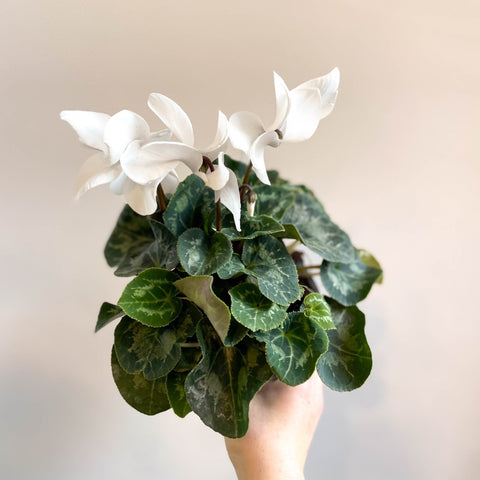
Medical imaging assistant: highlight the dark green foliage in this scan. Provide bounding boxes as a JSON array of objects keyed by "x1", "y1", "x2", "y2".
[{"x1": 100, "y1": 162, "x2": 382, "y2": 437}]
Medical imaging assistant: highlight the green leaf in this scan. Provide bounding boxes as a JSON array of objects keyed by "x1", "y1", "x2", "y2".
[
  {"x1": 114, "y1": 317, "x2": 181, "y2": 380},
  {"x1": 242, "y1": 236, "x2": 301, "y2": 306},
  {"x1": 174, "y1": 276, "x2": 230, "y2": 342},
  {"x1": 303, "y1": 293, "x2": 335, "y2": 330},
  {"x1": 95, "y1": 302, "x2": 123, "y2": 332},
  {"x1": 163, "y1": 175, "x2": 208, "y2": 236},
  {"x1": 174, "y1": 348, "x2": 202, "y2": 372},
  {"x1": 221, "y1": 214, "x2": 284, "y2": 240},
  {"x1": 281, "y1": 193, "x2": 356, "y2": 263},
  {"x1": 104, "y1": 205, "x2": 154, "y2": 267},
  {"x1": 217, "y1": 253, "x2": 247, "y2": 279},
  {"x1": 223, "y1": 318, "x2": 248, "y2": 347},
  {"x1": 118, "y1": 268, "x2": 182, "y2": 327},
  {"x1": 321, "y1": 252, "x2": 383, "y2": 306},
  {"x1": 317, "y1": 300, "x2": 372, "y2": 391},
  {"x1": 114, "y1": 220, "x2": 178, "y2": 277},
  {"x1": 253, "y1": 185, "x2": 295, "y2": 221},
  {"x1": 185, "y1": 320, "x2": 272, "y2": 438},
  {"x1": 229, "y1": 283, "x2": 287, "y2": 331},
  {"x1": 358, "y1": 249, "x2": 383, "y2": 284},
  {"x1": 166, "y1": 371, "x2": 192, "y2": 418},
  {"x1": 177, "y1": 228, "x2": 232, "y2": 275},
  {"x1": 111, "y1": 347, "x2": 170, "y2": 416},
  {"x1": 255, "y1": 312, "x2": 328, "y2": 386}
]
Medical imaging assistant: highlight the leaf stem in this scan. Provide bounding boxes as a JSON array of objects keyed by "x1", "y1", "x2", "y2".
[
  {"x1": 156, "y1": 183, "x2": 167, "y2": 213},
  {"x1": 179, "y1": 342, "x2": 201, "y2": 348},
  {"x1": 296, "y1": 264, "x2": 322, "y2": 274}
]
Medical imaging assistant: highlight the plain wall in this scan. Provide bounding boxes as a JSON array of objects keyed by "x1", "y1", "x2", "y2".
[{"x1": 1, "y1": 1, "x2": 479, "y2": 479}]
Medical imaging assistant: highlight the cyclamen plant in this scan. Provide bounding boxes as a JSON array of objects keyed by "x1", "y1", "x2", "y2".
[{"x1": 61, "y1": 68, "x2": 383, "y2": 438}]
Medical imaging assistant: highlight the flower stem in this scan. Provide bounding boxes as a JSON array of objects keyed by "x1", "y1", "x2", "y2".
[
  {"x1": 156, "y1": 183, "x2": 168, "y2": 213},
  {"x1": 239, "y1": 183, "x2": 254, "y2": 203},
  {"x1": 179, "y1": 342, "x2": 200, "y2": 348},
  {"x1": 242, "y1": 161, "x2": 253, "y2": 186},
  {"x1": 202, "y1": 155, "x2": 215, "y2": 172},
  {"x1": 216, "y1": 200, "x2": 222, "y2": 231}
]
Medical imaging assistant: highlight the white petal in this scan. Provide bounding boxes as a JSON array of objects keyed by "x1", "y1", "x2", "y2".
[
  {"x1": 104, "y1": 110, "x2": 150, "y2": 164},
  {"x1": 201, "y1": 111, "x2": 229, "y2": 160},
  {"x1": 75, "y1": 152, "x2": 121, "y2": 198},
  {"x1": 161, "y1": 172, "x2": 179, "y2": 194},
  {"x1": 228, "y1": 111, "x2": 265, "y2": 155},
  {"x1": 121, "y1": 140, "x2": 202, "y2": 185},
  {"x1": 218, "y1": 169, "x2": 241, "y2": 231},
  {"x1": 124, "y1": 180, "x2": 160, "y2": 216},
  {"x1": 204, "y1": 154, "x2": 229, "y2": 191},
  {"x1": 60, "y1": 111, "x2": 110, "y2": 152},
  {"x1": 148, "y1": 129, "x2": 173, "y2": 142},
  {"x1": 295, "y1": 67, "x2": 340, "y2": 121},
  {"x1": 250, "y1": 131, "x2": 281, "y2": 185},
  {"x1": 281, "y1": 88, "x2": 323, "y2": 142},
  {"x1": 148, "y1": 93, "x2": 194, "y2": 146},
  {"x1": 109, "y1": 172, "x2": 129, "y2": 195},
  {"x1": 266, "y1": 72, "x2": 290, "y2": 132}
]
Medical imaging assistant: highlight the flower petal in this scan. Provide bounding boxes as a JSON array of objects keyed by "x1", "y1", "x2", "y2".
[
  {"x1": 148, "y1": 93, "x2": 194, "y2": 146},
  {"x1": 123, "y1": 180, "x2": 160, "y2": 216},
  {"x1": 75, "y1": 152, "x2": 121, "y2": 198},
  {"x1": 60, "y1": 111, "x2": 110, "y2": 152},
  {"x1": 250, "y1": 131, "x2": 281, "y2": 185},
  {"x1": 228, "y1": 111, "x2": 265, "y2": 156},
  {"x1": 216, "y1": 162, "x2": 241, "y2": 231},
  {"x1": 281, "y1": 87, "x2": 323, "y2": 143},
  {"x1": 266, "y1": 72, "x2": 290, "y2": 132},
  {"x1": 161, "y1": 172, "x2": 179, "y2": 194},
  {"x1": 201, "y1": 111, "x2": 229, "y2": 160},
  {"x1": 295, "y1": 67, "x2": 340, "y2": 121},
  {"x1": 204, "y1": 156, "x2": 230, "y2": 191},
  {"x1": 148, "y1": 129, "x2": 173, "y2": 142},
  {"x1": 121, "y1": 140, "x2": 202, "y2": 185},
  {"x1": 103, "y1": 110, "x2": 150, "y2": 164},
  {"x1": 109, "y1": 171, "x2": 129, "y2": 195}
]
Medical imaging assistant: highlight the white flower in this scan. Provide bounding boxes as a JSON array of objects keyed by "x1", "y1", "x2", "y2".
[
  {"x1": 228, "y1": 68, "x2": 340, "y2": 185},
  {"x1": 60, "y1": 109, "x2": 176, "y2": 215},
  {"x1": 121, "y1": 93, "x2": 228, "y2": 188},
  {"x1": 198, "y1": 153, "x2": 241, "y2": 231}
]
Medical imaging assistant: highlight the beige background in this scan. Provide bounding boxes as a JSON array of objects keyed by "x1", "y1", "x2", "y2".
[{"x1": 1, "y1": 1, "x2": 479, "y2": 479}]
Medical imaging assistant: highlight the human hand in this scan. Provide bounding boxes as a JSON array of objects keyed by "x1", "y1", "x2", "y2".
[{"x1": 224, "y1": 373, "x2": 324, "y2": 480}]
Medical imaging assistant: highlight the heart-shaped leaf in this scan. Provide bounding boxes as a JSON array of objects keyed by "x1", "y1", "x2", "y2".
[
  {"x1": 242, "y1": 236, "x2": 301, "y2": 306},
  {"x1": 282, "y1": 193, "x2": 356, "y2": 263},
  {"x1": 229, "y1": 283, "x2": 287, "y2": 331},
  {"x1": 317, "y1": 300, "x2": 372, "y2": 391},
  {"x1": 114, "y1": 317, "x2": 181, "y2": 380},
  {"x1": 303, "y1": 293, "x2": 335, "y2": 330},
  {"x1": 217, "y1": 253, "x2": 247, "y2": 279},
  {"x1": 111, "y1": 347, "x2": 170, "y2": 415},
  {"x1": 221, "y1": 214, "x2": 284, "y2": 240},
  {"x1": 177, "y1": 228, "x2": 232, "y2": 275},
  {"x1": 114, "y1": 220, "x2": 178, "y2": 276},
  {"x1": 185, "y1": 320, "x2": 272, "y2": 438},
  {"x1": 253, "y1": 185, "x2": 295, "y2": 220},
  {"x1": 118, "y1": 268, "x2": 182, "y2": 327},
  {"x1": 104, "y1": 205, "x2": 154, "y2": 267},
  {"x1": 255, "y1": 312, "x2": 328, "y2": 386},
  {"x1": 321, "y1": 252, "x2": 382, "y2": 306},
  {"x1": 163, "y1": 175, "x2": 208, "y2": 236}
]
